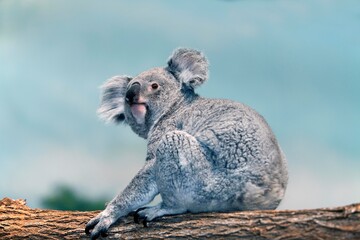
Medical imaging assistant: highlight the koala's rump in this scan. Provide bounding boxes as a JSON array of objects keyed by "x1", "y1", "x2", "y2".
[{"x1": 178, "y1": 98, "x2": 288, "y2": 209}]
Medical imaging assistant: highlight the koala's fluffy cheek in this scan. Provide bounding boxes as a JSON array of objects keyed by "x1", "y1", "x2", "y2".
[{"x1": 131, "y1": 104, "x2": 147, "y2": 124}]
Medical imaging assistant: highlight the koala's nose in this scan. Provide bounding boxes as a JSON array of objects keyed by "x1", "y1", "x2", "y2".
[{"x1": 125, "y1": 82, "x2": 141, "y2": 104}]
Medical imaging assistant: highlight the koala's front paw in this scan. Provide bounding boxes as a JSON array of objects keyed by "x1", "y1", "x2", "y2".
[{"x1": 85, "y1": 212, "x2": 115, "y2": 240}]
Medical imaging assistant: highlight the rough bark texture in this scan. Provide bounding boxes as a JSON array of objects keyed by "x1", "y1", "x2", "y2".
[{"x1": 1, "y1": 198, "x2": 360, "y2": 239}]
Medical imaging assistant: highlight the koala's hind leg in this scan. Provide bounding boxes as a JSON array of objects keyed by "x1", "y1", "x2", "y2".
[
  {"x1": 134, "y1": 203, "x2": 186, "y2": 226},
  {"x1": 153, "y1": 130, "x2": 213, "y2": 215}
]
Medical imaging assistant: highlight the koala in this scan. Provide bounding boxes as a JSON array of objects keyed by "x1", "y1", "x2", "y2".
[{"x1": 85, "y1": 48, "x2": 288, "y2": 239}]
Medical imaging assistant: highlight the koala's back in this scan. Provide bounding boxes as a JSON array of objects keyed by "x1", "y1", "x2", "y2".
[
  {"x1": 179, "y1": 97, "x2": 278, "y2": 164},
  {"x1": 172, "y1": 97, "x2": 288, "y2": 210}
]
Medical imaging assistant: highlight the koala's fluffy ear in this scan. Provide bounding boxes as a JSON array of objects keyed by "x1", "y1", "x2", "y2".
[
  {"x1": 97, "y1": 75, "x2": 132, "y2": 124},
  {"x1": 167, "y1": 48, "x2": 209, "y2": 89}
]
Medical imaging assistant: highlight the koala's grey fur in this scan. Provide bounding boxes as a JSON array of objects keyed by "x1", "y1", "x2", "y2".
[{"x1": 85, "y1": 48, "x2": 288, "y2": 239}]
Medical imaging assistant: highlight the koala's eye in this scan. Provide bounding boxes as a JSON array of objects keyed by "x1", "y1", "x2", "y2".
[{"x1": 151, "y1": 83, "x2": 159, "y2": 90}]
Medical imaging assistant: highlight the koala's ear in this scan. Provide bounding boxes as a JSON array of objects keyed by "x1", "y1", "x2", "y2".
[
  {"x1": 167, "y1": 48, "x2": 209, "y2": 89},
  {"x1": 97, "y1": 75, "x2": 132, "y2": 124}
]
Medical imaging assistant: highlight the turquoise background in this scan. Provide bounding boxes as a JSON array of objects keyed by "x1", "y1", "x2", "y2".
[{"x1": 1, "y1": 0, "x2": 359, "y2": 209}]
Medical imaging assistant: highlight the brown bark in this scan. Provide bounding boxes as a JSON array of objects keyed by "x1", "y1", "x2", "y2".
[{"x1": 1, "y1": 197, "x2": 359, "y2": 239}]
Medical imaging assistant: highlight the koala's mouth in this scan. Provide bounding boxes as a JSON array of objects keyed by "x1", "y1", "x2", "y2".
[{"x1": 130, "y1": 102, "x2": 147, "y2": 124}]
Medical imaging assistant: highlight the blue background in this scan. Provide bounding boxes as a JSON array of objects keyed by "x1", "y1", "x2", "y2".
[{"x1": 1, "y1": 0, "x2": 359, "y2": 209}]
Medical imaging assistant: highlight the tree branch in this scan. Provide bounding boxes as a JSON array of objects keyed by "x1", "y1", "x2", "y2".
[{"x1": 1, "y1": 197, "x2": 359, "y2": 239}]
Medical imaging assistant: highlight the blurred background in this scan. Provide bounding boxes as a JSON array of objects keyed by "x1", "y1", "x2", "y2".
[{"x1": 1, "y1": 0, "x2": 359, "y2": 211}]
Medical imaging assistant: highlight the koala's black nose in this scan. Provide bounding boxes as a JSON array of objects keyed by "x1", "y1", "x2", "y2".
[{"x1": 125, "y1": 82, "x2": 141, "y2": 104}]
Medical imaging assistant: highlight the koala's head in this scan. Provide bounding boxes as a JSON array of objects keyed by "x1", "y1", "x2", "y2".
[{"x1": 97, "y1": 48, "x2": 209, "y2": 138}]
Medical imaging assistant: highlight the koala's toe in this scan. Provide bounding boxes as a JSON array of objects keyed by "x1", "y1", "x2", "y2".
[
  {"x1": 85, "y1": 215, "x2": 101, "y2": 235},
  {"x1": 133, "y1": 207, "x2": 149, "y2": 224},
  {"x1": 134, "y1": 214, "x2": 148, "y2": 226},
  {"x1": 142, "y1": 219, "x2": 149, "y2": 227},
  {"x1": 89, "y1": 221, "x2": 112, "y2": 240},
  {"x1": 134, "y1": 207, "x2": 157, "y2": 227},
  {"x1": 134, "y1": 212, "x2": 145, "y2": 224}
]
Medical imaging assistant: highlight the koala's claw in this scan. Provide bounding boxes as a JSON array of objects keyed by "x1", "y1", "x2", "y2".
[
  {"x1": 133, "y1": 207, "x2": 150, "y2": 227},
  {"x1": 135, "y1": 215, "x2": 149, "y2": 227},
  {"x1": 85, "y1": 213, "x2": 114, "y2": 240},
  {"x1": 86, "y1": 223, "x2": 109, "y2": 240},
  {"x1": 85, "y1": 217, "x2": 99, "y2": 235},
  {"x1": 90, "y1": 228, "x2": 108, "y2": 240},
  {"x1": 100, "y1": 230, "x2": 109, "y2": 238},
  {"x1": 133, "y1": 213, "x2": 141, "y2": 224},
  {"x1": 143, "y1": 219, "x2": 149, "y2": 228},
  {"x1": 133, "y1": 207, "x2": 148, "y2": 224}
]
